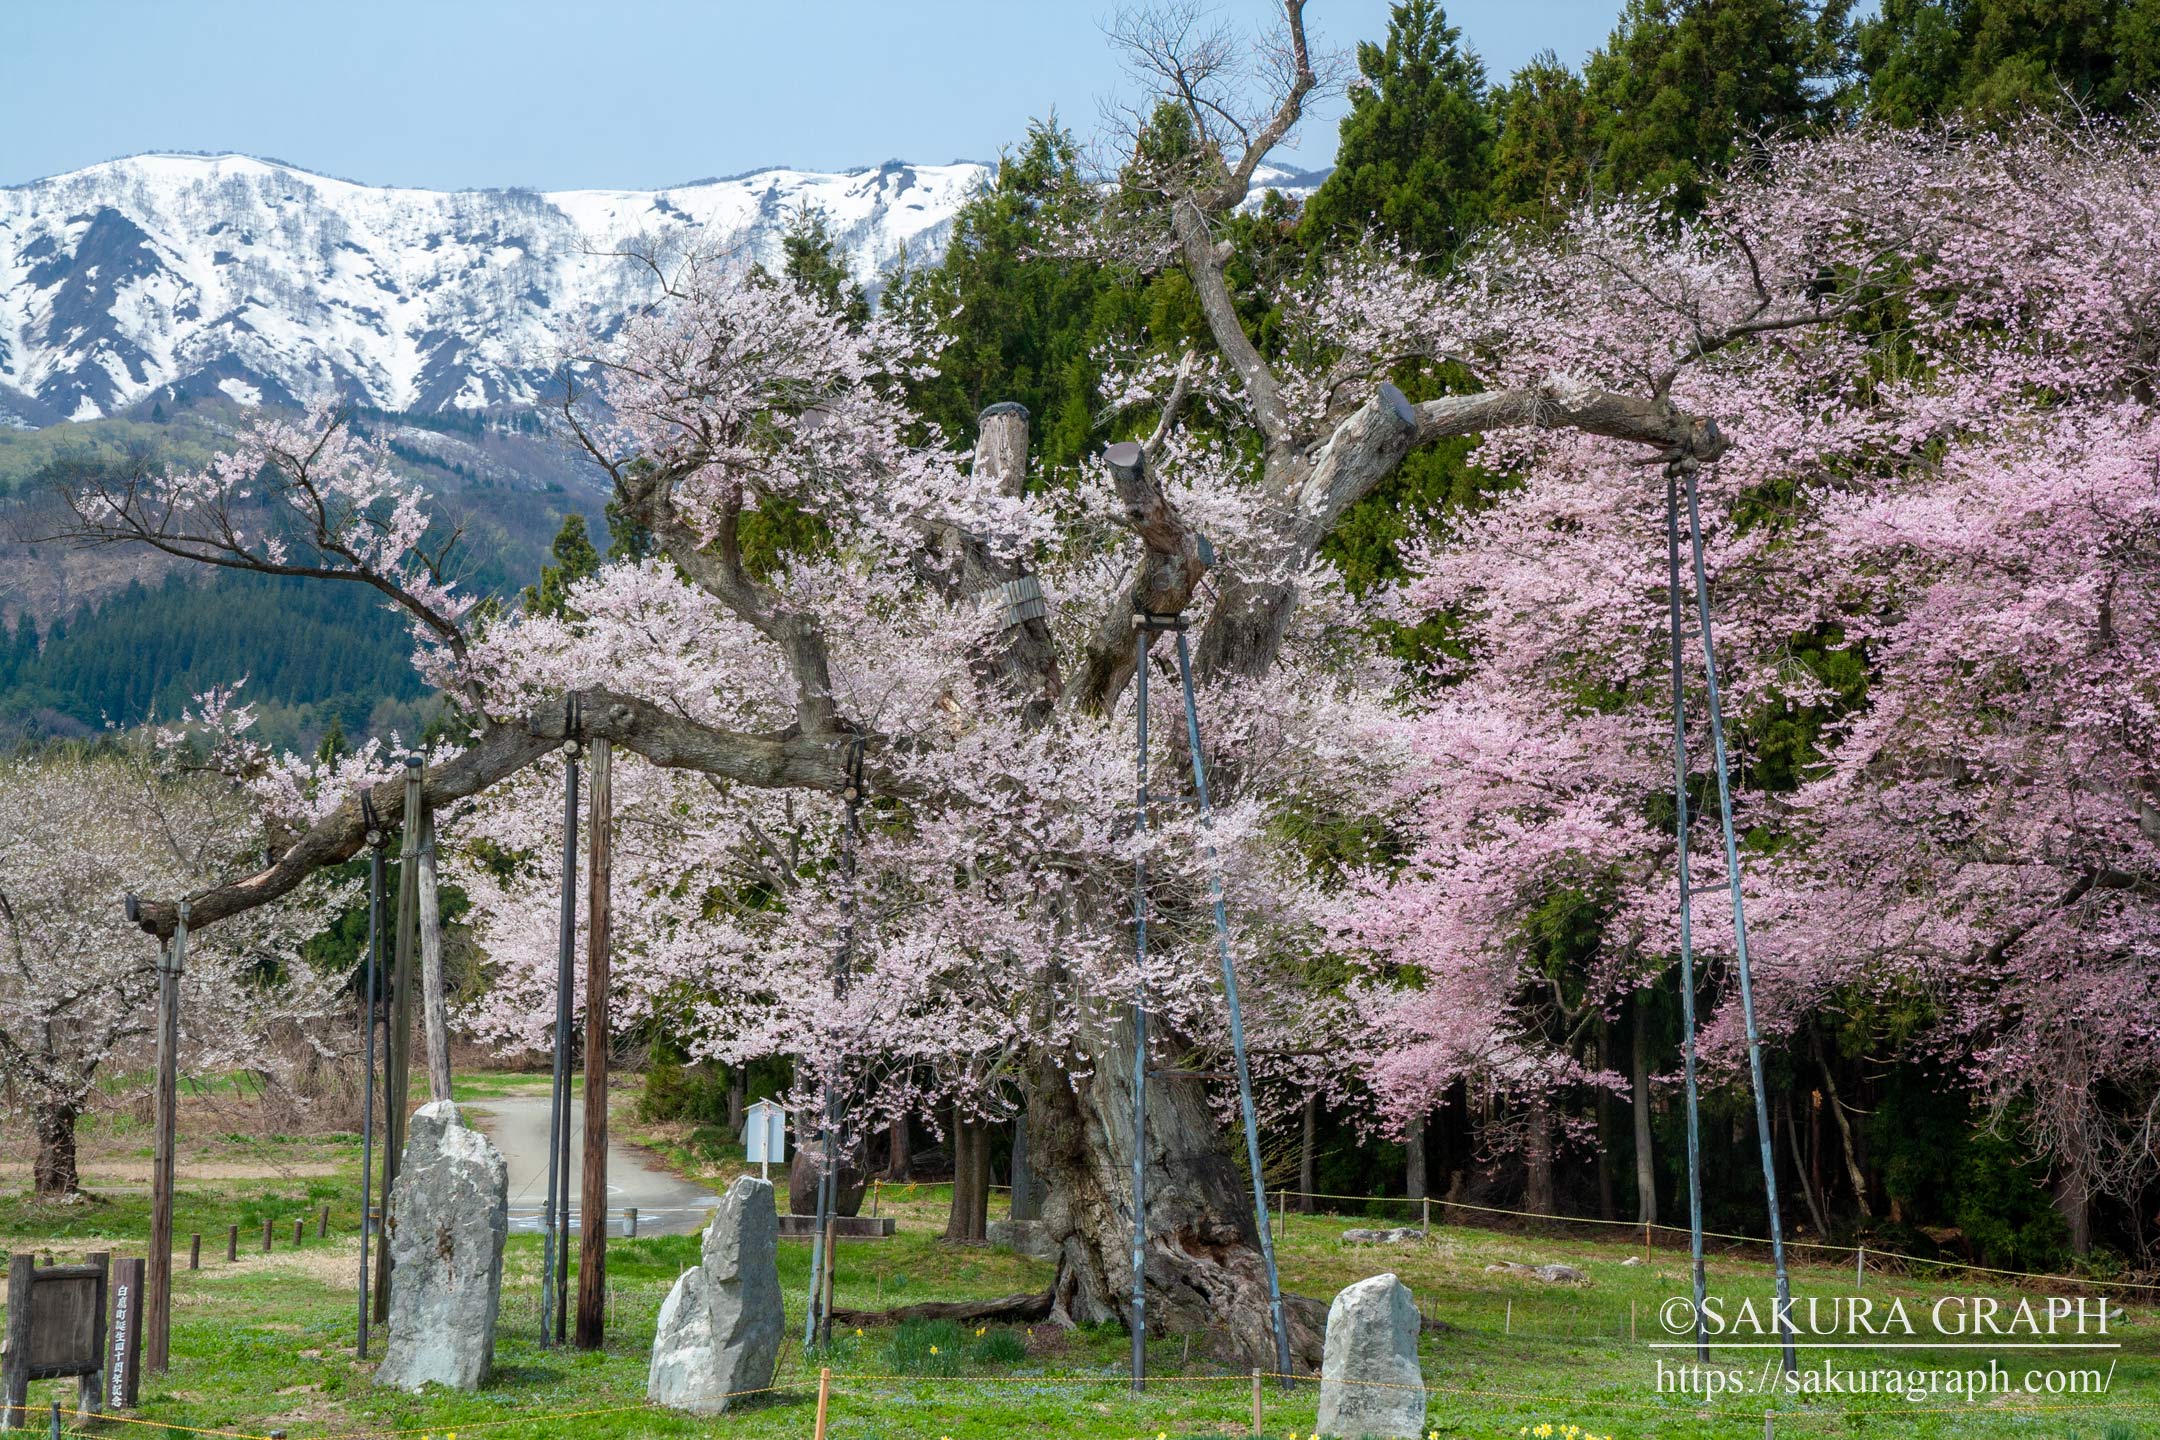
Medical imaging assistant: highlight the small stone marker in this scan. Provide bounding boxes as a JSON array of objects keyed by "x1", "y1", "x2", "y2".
[
  {"x1": 1316, "y1": 1273, "x2": 1425, "y2": 1440},
  {"x1": 648, "y1": 1176, "x2": 783, "y2": 1414},
  {"x1": 375, "y1": 1101, "x2": 509, "y2": 1393}
]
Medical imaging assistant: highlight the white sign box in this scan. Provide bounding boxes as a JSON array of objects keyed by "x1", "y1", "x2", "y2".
[{"x1": 743, "y1": 1098, "x2": 788, "y2": 1165}]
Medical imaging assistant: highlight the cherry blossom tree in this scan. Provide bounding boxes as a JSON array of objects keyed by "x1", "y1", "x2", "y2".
[
  {"x1": 0, "y1": 737, "x2": 339, "y2": 1199},
  {"x1": 1352, "y1": 117, "x2": 2160, "y2": 1252},
  {"x1": 49, "y1": 1, "x2": 2009, "y2": 1359}
]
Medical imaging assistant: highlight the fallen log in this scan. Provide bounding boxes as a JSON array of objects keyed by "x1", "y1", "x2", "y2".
[{"x1": 827, "y1": 1289, "x2": 1055, "y2": 1327}]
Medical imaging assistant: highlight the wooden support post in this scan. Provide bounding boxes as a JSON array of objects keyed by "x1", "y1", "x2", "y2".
[
  {"x1": 293, "y1": 1218, "x2": 305, "y2": 1248},
  {"x1": 1250, "y1": 1368, "x2": 1263, "y2": 1436},
  {"x1": 318, "y1": 1205, "x2": 329, "y2": 1238},
  {"x1": 1505, "y1": 1298, "x2": 1512, "y2": 1335},
  {"x1": 262, "y1": 1219, "x2": 273, "y2": 1253},
  {"x1": 145, "y1": 913, "x2": 186, "y2": 1374},
  {"x1": 225, "y1": 1226, "x2": 237, "y2": 1263},
  {"x1": 624, "y1": 1207, "x2": 637, "y2": 1239},
  {"x1": 1421, "y1": 1194, "x2": 1430, "y2": 1234},
  {"x1": 813, "y1": 1366, "x2": 831, "y2": 1440},
  {"x1": 1856, "y1": 1245, "x2": 1863, "y2": 1289},
  {"x1": 187, "y1": 1235, "x2": 200, "y2": 1272},
  {"x1": 575, "y1": 740, "x2": 613, "y2": 1351}
]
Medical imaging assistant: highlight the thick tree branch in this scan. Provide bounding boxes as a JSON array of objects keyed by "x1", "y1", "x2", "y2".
[{"x1": 129, "y1": 690, "x2": 915, "y2": 939}]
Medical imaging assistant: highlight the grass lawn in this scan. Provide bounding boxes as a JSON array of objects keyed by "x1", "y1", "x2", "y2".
[{"x1": 0, "y1": 1086, "x2": 2151, "y2": 1439}]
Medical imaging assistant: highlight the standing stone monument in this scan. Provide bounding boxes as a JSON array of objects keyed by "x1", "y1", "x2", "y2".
[
  {"x1": 1316, "y1": 1273, "x2": 1426, "y2": 1440},
  {"x1": 375, "y1": 1100, "x2": 508, "y2": 1392},
  {"x1": 648, "y1": 1176, "x2": 783, "y2": 1414}
]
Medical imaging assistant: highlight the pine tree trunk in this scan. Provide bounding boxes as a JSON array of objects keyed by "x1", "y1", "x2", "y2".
[
  {"x1": 1297, "y1": 1093, "x2": 1317, "y2": 1214},
  {"x1": 1632, "y1": 997, "x2": 1657, "y2": 1227},
  {"x1": 944, "y1": 1115, "x2": 989, "y2": 1243},
  {"x1": 1594, "y1": 1019, "x2": 1616, "y2": 1221},
  {"x1": 1524, "y1": 1096, "x2": 1556, "y2": 1216},
  {"x1": 887, "y1": 1114, "x2": 911, "y2": 1180},
  {"x1": 32, "y1": 1097, "x2": 81, "y2": 1200},
  {"x1": 1024, "y1": 1017, "x2": 1323, "y2": 1369},
  {"x1": 1405, "y1": 1113, "x2": 1427, "y2": 1201}
]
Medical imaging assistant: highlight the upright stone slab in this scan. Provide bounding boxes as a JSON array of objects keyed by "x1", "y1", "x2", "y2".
[
  {"x1": 374, "y1": 1100, "x2": 508, "y2": 1393},
  {"x1": 1316, "y1": 1273, "x2": 1426, "y2": 1440},
  {"x1": 648, "y1": 1176, "x2": 783, "y2": 1414}
]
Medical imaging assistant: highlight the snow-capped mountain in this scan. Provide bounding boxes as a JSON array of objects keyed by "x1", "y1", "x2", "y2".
[{"x1": 0, "y1": 153, "x2": 990, "y2": 426}]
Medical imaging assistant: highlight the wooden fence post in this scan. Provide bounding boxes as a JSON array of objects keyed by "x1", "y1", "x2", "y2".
[
  {"x1": 226, "y1": 1226, "x2": 237, "y2": 1263},
  {"x1": 187, "y1": 1235, "x2": 200, "y2": 1272},
  {"x1": 1250, "y1": 1368, "x2": 1264, "y2": 1435},
  {"x1": 261, "y1": 1219, "x2": 273, "y2": 1253},
  {"x1": 318, "y1": 1205, "x2": 329, "y2": 1238},
  {"x1": 293, "y1": 1218, "x2": 305, "y2": 1248},
  {"x1": 813, "y1": 1366, "x2": 832, "y2": 1440}
]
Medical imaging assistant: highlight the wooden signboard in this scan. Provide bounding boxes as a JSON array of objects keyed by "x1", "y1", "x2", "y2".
[
  {"x1": 106, "y1": 1257, "x2": 144, "y2": 1411},
  {"x1": 1, "y1": 1251, "x2": 109, "y2": 1429}
]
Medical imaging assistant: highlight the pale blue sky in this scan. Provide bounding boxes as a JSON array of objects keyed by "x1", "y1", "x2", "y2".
[{"x1": 0, "y1": 1, "x2": 1621, "y2": 191}]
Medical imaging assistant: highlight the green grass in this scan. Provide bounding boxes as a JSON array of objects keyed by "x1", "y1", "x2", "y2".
[{"x1": 0, "y1": 1085, "x2": 2152, "y2": 1439}]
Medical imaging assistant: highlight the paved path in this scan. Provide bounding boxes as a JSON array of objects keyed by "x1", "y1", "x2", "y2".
[{"x1": 467, "y1": 1093, "x2": 720, "y2": 1237}]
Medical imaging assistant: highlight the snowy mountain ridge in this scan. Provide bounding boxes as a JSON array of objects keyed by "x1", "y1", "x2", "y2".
[
  {"x1": 0, "y1": 151, "x2": 1330, "y2": 430},
  {"x1": 0, "y1": 152, "x2": 988, "y2": 426}
]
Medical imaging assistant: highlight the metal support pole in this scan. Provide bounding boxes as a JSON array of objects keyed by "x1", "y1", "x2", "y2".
[
  {"x1": 357, "y1": 813, "x2": 385, "y2": 1358},
  {"x1": 1128, "y1": 620, "x2": 1152, "y2": 1394},
  {"x1": 1170, "y1": 631, "x2": 1293, "y2": 1385},
  {"x1": 1664, "y1": 470, "x2": 1710, "y2": 1364},
  {"x1": 1680, "y1": 460, "x2": 1797, "y2": 1375},
  {"x1": 542, "y1": 716, "x2": 581, "y2": 1346},
  {"x1": 804, "y1": 741, "x2": 864, "y2": 1349}
]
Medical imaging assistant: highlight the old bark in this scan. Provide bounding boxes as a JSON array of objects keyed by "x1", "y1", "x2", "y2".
[
  {"x1": 1405, "y1": 1113, "x2": 1427, "y2": 1201},
  {"x1": 32, "y1": 1096, "x2": 80, "y2": 1199},
  {"x1": 1026, "y1": 1017, "x2": 1323, "y2": 1370}
]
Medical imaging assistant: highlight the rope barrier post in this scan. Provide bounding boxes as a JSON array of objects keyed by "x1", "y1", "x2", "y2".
[
  {"x1": 813, "y1": 1366, "x2": 832, "y2": 1440},
  {"x1": 1682, "y1": 457, "x2": 1797, "y2": 1376},
  {"x1": 261, "y1": 1220, "x2": 272, "y2": 1254},
  {"x1": 226, "y1": 1226, "x2": 237, "y2": 1264},
  {"x1": 188, "y1": 1235, "x2": 200, "y2": 1272},
  {"x1": 318, "y1": 1205, "x2": 328, "y2": 1239},
  {"x1": 1505, "y1": 1299, "x2": 1512, "y2": 1336},
  {"x1": 1856, "y1": 1245, "x2": 1863, "y2": 1290},
  {"x1": 1251, "y1": 1368, "x2": 1263, "y2": 1436},
  {"x1": 625, "y1": 1207, "x2": 637, "y2": 1239}
]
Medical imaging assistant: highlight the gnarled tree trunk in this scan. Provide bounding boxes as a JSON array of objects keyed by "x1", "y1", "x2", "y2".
[
  {"x1": 1026, "y1": 1017, "x2": 1322, "y2": 1370},
  {"x1": 33, "y1": 1095, "x2": 82, "y2": 1200}
]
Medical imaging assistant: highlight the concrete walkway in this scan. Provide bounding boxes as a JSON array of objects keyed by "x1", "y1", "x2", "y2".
[{"x1": 467, "y1": 1093, "x2": 721, "y2": 1237}]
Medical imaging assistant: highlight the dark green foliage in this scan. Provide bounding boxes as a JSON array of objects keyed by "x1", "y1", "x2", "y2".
[
  {"x1": 885, "y1": 121, "x2": 1117, "y2": 476},
  {"x1": 521, "y1": 511, "x2": 603, "y2": 617},
  {"x1": 1586, "y1": 0, "x2": 1852, "y2": 214},
  {"x1": 1303, "y1": 1, "x2": 1495, "y2": 263},
  {"x1": 776, "y1": 205, "x2": 870, "y2": 326},
  {"x1": 0, "y1": 570, "x2": 428, "y2": 746},
  {"x1": 1488, "y1": 53, "x2": 1601, "y2": 226},
  {"x1": 1870, "y1": 1075, "x2": 2070, "y2": 1271},
  {"x1": 1855, "y1": 0, "x2": 2160, "y2": 123}
]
